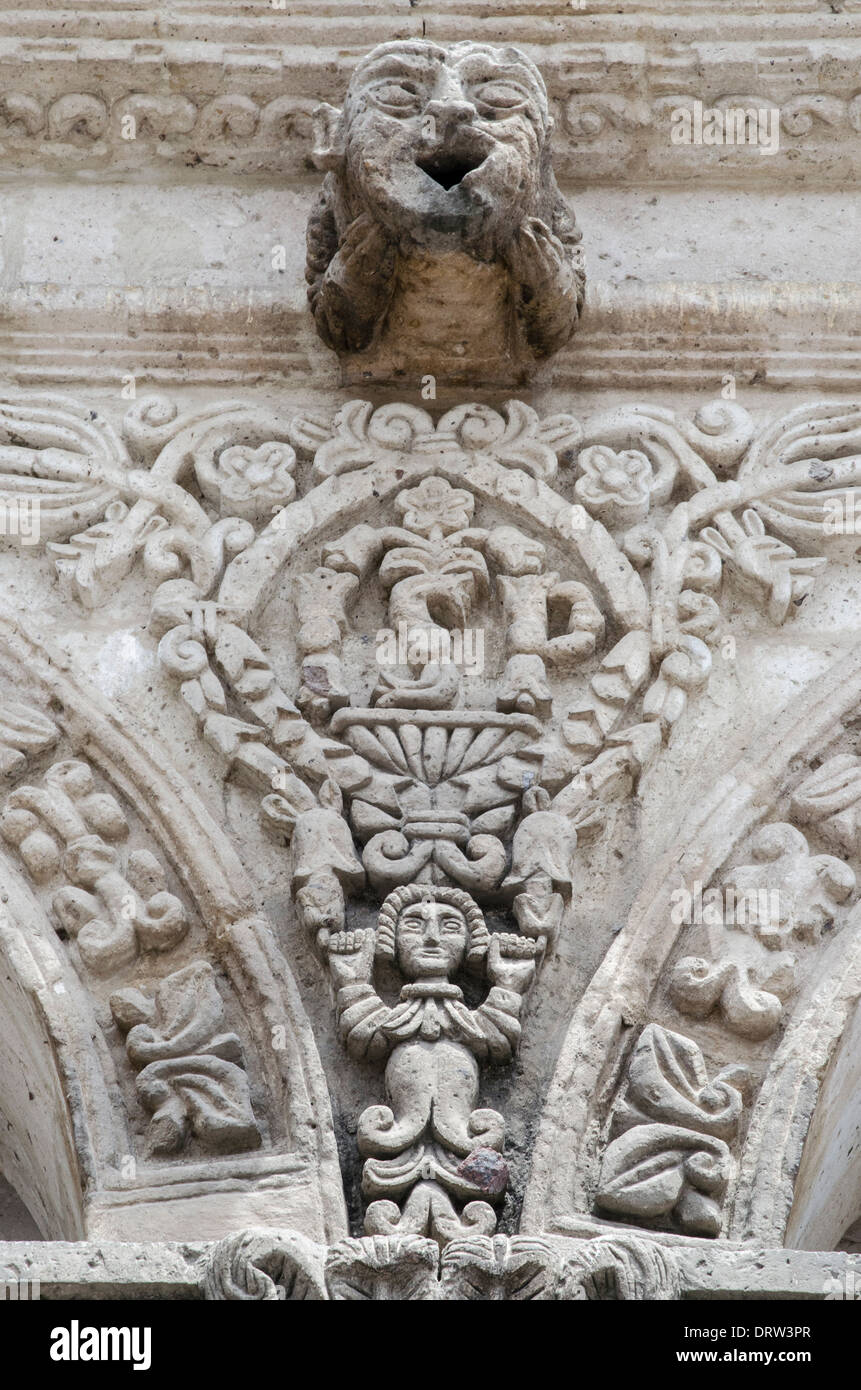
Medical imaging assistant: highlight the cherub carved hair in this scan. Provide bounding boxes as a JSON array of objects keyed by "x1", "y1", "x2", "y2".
[{"x1": 375, "y1": 883, "x2": 490, "y2": 966}]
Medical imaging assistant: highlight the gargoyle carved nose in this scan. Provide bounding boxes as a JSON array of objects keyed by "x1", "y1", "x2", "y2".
[
  {"x1": 423, "y1": 98, "x2": 477, "y2": 129},
  {"x1": 416, "y1": 96, "x2": 486, "y2": 190}
]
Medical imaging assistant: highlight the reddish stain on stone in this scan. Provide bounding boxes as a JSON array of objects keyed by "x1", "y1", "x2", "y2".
[{"x1": 457, "y1": 1147, "x2": 509, "y2": 1195}]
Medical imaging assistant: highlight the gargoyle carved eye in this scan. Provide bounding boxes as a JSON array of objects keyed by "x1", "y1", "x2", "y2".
[
  {"x1": 471, "y1": 80, "x2": 532, "y2": 113},
  {"x1": 369, "y1": 79, "x2": 424, "y2": 113}
]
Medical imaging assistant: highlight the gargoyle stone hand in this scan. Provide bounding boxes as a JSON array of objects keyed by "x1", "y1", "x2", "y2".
[
  {"x1": 311, "y1": 212, "x2": 397, "y2": 353},
  {"x1": 503, "y1": 216, "x2": 584, "y2": 357}
]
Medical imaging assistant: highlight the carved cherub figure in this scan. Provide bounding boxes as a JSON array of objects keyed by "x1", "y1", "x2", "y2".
[
  {"x1": 326, "y1": 884, "x2": 541, "y2": 1243},
  {"x1": 306, "y1": 39, "x2": 584, "y2": 366}
]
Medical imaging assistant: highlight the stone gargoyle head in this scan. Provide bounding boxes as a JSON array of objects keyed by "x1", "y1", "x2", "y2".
[{"x1": 305, "y1": 40, "x2": 584, "y2": 376}]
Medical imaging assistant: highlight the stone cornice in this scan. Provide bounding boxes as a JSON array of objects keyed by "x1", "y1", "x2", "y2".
[
  {"x1": 2, "y1": 2, "x2": 861, "y2": 47},
  {"x1": 0, "y1": 17, "x2": 859, "y2": 181},
  {"x1": 0, "y1": 280, "x2": 855, "y2": 393},
  {"x1": 0, "y1": 1236, "x2": 857, "y2": 1299}
]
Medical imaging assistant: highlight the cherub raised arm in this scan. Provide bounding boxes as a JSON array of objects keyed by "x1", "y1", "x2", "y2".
[{"x1": 326, "y1": 926, "x2": 377, "y2": 992}]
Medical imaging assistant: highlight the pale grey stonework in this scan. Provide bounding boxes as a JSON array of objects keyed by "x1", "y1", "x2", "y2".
[{"x1": 0, "y1": 3, "x2": 858, "y2": 1301}]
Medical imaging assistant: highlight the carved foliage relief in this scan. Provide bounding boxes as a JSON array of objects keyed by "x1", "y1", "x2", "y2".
[
  {"x1": 0, "y1": 715, "x2": 265, "y2": 1165},
  {"x1": 3, "y1": 384, "x2": 861, "y2": 1246}
]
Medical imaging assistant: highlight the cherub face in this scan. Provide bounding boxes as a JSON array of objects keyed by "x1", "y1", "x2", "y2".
[
  {"x1": 395, "y1": 900, "x2": 469, "y2": 979},
  {"x1": 341, "y1": 41, "x2": 549, "y2": 249}
]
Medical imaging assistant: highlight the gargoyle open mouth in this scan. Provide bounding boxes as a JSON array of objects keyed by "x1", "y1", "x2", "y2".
[{"x1": 415, "y1": 150, "x2": 486, "y2": 190}]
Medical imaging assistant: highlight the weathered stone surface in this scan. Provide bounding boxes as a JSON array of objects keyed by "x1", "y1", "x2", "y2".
[
  {"x1": 305, "y1": 39, "x2": 584, "y2": 380},
  {"x1": 2, "y1": 1233, "x2": 858, "y2": 1300},
  {"x1": 0, "y1": 3, "x2": 859, "y2": 1306}
]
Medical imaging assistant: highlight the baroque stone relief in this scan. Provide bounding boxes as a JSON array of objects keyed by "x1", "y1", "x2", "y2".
[
  {"x1": 563, "y1": 808, "x2": 860, "y2": 1242},
  {"x1": 5, "y1": 43, "x2": 861, "y2": 187},
  {"x1": 0, "y1": 624, "x2": 346, "y2": 1244},
  {"x1": 0, "y1": 747, "x2": 264, "y2": 1161},
  {"x1": 523, "y1": 638, "x2": 861, "y2": 1242},
  {"x1": 667, "y1": 824, "x2": 855, "y2": 1042},
  {"x1": 2, "y1": 379, "x2": 861, "y2": 1262},
  {"x1": 325, "y1": 886, "x2": 540, "y2": 1245},
  {"x1": 202, "y1": 1225, "x2": 680, "y2": 1301},
  {"x1": 1, "y1": 21, "x2": 861, "y2": 1307},
  {"x1": 595, "y1": 1024, "x2": 750, "y2": 1238}
]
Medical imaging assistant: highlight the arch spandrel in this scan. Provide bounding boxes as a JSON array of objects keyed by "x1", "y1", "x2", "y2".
[
  {"x1": 522, "y1": 644, "x2": 861, "y2": 1243},
  {"x1": 0, "y1": 620, "x2": 347, "y2": 1245}
]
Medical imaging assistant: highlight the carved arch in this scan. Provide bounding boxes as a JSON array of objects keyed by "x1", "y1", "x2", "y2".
[
  {"x1": 0, "y1": 864, "x2": 118, "y2": 1239},
  {"x1": 734, "y1": 930, "x2": 861, "y2": 1248}
]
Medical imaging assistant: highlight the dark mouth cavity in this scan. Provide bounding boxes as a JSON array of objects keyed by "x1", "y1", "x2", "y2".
[{"x1": 416, "y1": 151, "x2": 485, "y2": 190}]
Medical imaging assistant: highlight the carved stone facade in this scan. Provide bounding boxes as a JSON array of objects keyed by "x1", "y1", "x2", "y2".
[{"x1": 0, "y1": 2, "x2": 860, "y2": 1309}]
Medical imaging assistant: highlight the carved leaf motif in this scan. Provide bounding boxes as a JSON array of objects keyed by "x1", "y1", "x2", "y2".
[
  {"x1": 326, "y1": 1236, "x2": 440, "y2": 1301},
  {"x1": 440, "y1": 1235, "x2": 559, "y2": 1300},
  {"x1": 285, "y1": 411, "x2": 332, "y2": 456},
  {"x1": 436, "y1": 401, "x2": 580, "y2": 480},
  {"x1": 311, "y1": 400, "x2": 578, "y2": 481},
  {"x1": 678, "y1": 400, "x2": 756, "y2": 474},
  {"x1": 596, "y1": 1025, "x2": 746, "y2": 1237},
  {"x1": 138, "y1": 1056, "x2": 261, "y2": 1155},
  {"x1": 668, "y1": 820, "x2": 855, "y2": 1040},
  {"x1": 668, "y1": 953, "x2": 793, "y2": 1041},
  {"x1": 0, "y1": 396, "x2": 129, "y2": 542},
  {"x1": 0, "y1": 702, "x2": 58, "y2": 777},
  {"x1": 621, "y1": 1024, "x2": 745, "y2": 1139},
  {"x1": 0, "y1": 757, "x2": 189, "y2": 972},
  {"x1": 203, "y1": 1229, "x2": 327, "y2": 1301},
  {"x1": 599, "y1": 1130, "x2": 689, "y2": 1215},
  {"x1": 121, "y1": 395, "x2": 246, "y2": 463},
  {"x1": 117, "y1": 961, "x2": 226, "y2": 1063},
  {"x1": 737, "y1": 402, "x2": 861, "y2": 554},
  {"x1": 561, "y1": 1235, "x2": 681, "y2": 1301},
  {"x1": 723, "y1": 822, "x2": 855, "y2": 945},
  {"x1": 364, "y1": 1181, "x2": 497, "y2": 1248},
  {"x1": 110, "y1": 962, "x2": 262, "y2": 1156},
  {"x1": 699, "y1": 510, "x2": 823, "y2": 624},
  {"x1": 791, "y1": 753, "x2": 861, "y2": 855},
  {"x1": 52, "y1": 397, "x2": 306, "y2": 605},
  {"x1": 312, "y1": 401, "x2": 435, "y2": 479},
  {"x1": 596, "y1": 1123, "x2": 733, "y2": 1238}
]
